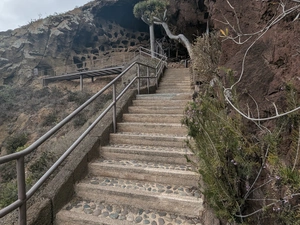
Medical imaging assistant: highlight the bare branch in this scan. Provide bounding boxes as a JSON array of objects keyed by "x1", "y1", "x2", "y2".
[
  {"x1": 154, "y1": 18, "x2": 194, "y2": 60},
  {"x1": 273, "y1": 102, "x2": 279, "y2": 116},
  {"x1": 219, "y1": 1, "x2": 300, "y2": 121}
]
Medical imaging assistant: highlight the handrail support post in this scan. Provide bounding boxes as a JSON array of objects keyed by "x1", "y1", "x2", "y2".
[
  {"x1": 137, "y1": 64, "x2": 140, "y2": 95},
  {"x1": 17, "y1": 157, "x2": 27, "y2": 225},
  {"x1": 113, "y1": 83, "x2": 117, "y2": 133},
  {"x1": 80, "y1": 75, "x2": 83, "y2": 91},
  {"x1": 147, "y1": 67, "x2": 150, "y2": 94},
  {"x1": 155, "y1": 66, "x2": 158, "y2": 88}
]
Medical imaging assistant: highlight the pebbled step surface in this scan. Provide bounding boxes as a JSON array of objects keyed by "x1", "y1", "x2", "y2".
[
  {"x1": 57, "y1": 198, "x2": 203, "y2": 225},
  {"x1": 93, "y1": 159, "x2": 193, "y2": 172}
]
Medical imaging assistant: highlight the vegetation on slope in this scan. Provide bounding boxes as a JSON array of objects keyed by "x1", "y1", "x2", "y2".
[
  {"x1": 183, "y1": 33, "x2": 300, "y2": 225},
  {"x1": 0, "y1": 83, "x2": 113, "y2": 208}
]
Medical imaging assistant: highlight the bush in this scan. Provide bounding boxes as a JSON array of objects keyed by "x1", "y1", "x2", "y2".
[
  {"x1": 41, "y1": 112, "x2": 58, "y2": 127},
  {"x1": 92, "y1": 92, "x2": 112, "y2": 114},
  {"x1": 183, "y1": 79, "x2": 300, "y2": 224},
  {"x1": 67, "y1": 91, "x2": 92, "y2": 106},
  {"x1": 0, "y1": 162, "x2": 16, "y2": 182},
  {"x1": 28, "y1": 152, "x2": 55, "y2": 180},
  {"x1": 0, "y1": 181, "x2": 17, "y2": 208},
  {"x1": 5, "y1": 132, "x2": 28, "y2": 154},
  {"x1": 192, "y1": 32, "x2": 221, "y2": 83}
]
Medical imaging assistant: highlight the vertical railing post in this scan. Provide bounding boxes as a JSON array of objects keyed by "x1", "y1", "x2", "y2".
[
  {"x1": 113, "y1": 83, "x2": 117, "y2": 133},
  {"x1": 147, "y1": 67, "x2": 150, "y2": 94},
  {"x1": 155, "y1": 66, "x2": 158, "y2": 88},
  {"x1": 137, "y1": 64, "x2": 140, "y2": 95},
  {"x1": 17, "y1": 157, "x2": 26, "y2": 225},
  {"x1": 80, "y1": 75, "x2": 83, "y2": 91}
]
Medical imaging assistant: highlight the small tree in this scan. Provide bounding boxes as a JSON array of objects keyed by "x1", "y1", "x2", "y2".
[
  {"x1": 134, "y1": 0, "x2": 194, "y2": 60},
  {"x1": 153, "y1": 12, "x2": 194, "y2": 61},
  {"x1": 133, "y1": 0, "x2": 168, "y2": 57}
]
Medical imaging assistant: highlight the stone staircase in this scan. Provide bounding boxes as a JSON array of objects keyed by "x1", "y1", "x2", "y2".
[{"x1": 55, "y1": 68, "x2": 204, "y2": 225}]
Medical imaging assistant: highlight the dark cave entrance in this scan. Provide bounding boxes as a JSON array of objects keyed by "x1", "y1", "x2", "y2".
[{"x1": 92, "y1": 0, "x2": 192, "y2": 60}]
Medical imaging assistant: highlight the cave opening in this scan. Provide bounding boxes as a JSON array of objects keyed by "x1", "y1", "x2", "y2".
[
  {"x1": 95, "y1": 0, "x2": 148, "y2": 33},
  {"x1": 92, "y1": 0, "x2": 190, "y2": 59}
]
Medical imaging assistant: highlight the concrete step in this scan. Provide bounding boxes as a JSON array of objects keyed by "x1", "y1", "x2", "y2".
[
  {"x1": 164, "y1": 69, "x2": 190, "y2": 76},
  {"x1": 128, "y1": 106, "x2": 184, "y2": 114},
  {"x1": 117, "y1": 122, "x2": 187, "y2": 135},
  {"x1": 160, "y1": 78, "x2": 190, "y2": 83},
  {"x1": 122, "y1": 113, "x2": 183, "y2": 123},
  {"x1": 161, "y1": 76, "x2": 190, "y2": 80},
  {"x1": 161, "y1": 74, "x2": 190, "y2": 79},
  {"x1": 109, "y1": 132, "x2": 186, "y2": 148},
  {"x1": 73, "y1": 177, "x2": 202, "y2": 217},
  {"x1": 136, "y1": 93, "x2": 191, "y2": 100},
  {"x1": 100, "y1": 144, "x2": 193, "y2": 164},
  {"x1": 156, "y1": 89, "x2": 192, "y2": 94},
  {"x1": 132, "y1": 99, "x2": 189, "y2": 107},
  {"x1": 56, "y1": 199, "x2": 203, "y2": 225},
  {"x1": 157, "y1": 85, "x2": 191, "y2": 90},
  {"x1": 88, "y1": 160, "x2": 197, "y2": 186},
  {"x1": 159, "y1": 82, "x2": 191, "y2": 87},
  {"x1": 159, "y1": 82, "x2": 190, "y2": 87},
  {"x1": 158, "y1": 85, "x2": 191, "y2": 90}
]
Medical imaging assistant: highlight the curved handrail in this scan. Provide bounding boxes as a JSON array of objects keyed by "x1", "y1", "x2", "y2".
[{"x1": 0, "y1": 48, "x2": 167, "y2": 224}]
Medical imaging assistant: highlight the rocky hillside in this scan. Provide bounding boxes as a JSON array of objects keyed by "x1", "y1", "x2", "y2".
[
  {"x1": 209, "y1": 0, "x2": 300, "y2": 119},
  {"x1": 0, "y1": 0, "x2": 207, "y2": 86},
  {"x1": 0, "y1": 0, "x2": 207, "y2": 150}
]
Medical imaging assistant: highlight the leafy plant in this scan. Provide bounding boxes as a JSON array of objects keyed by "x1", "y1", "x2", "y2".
[
  {"x1": 41, "y1": 111, "x2": 58, "y2": 127},
  {"x1": 28, "y1": 152, "x2": 55, "y2": 180},
  {"x1": 0, "y1": 181, "x2": 17, "y2": 208},
  {"x1": 183, "y1": 81, "x2": 263, "y2": 222},
  {"x1": 67, "y1": 91, "x2": 92, "y2": 106},
  {"x1": 5, "y1": 132, "x2": 28, "y2": 154},
  {"x1": 192, "y1": 32, "x2": 221, "y2": 83}
]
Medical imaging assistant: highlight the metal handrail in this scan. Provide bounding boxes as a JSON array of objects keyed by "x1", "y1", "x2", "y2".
[
  {"x1": 139, "y1": 46, "x2": 167, "y2": 61},
  {"x1": 0, "y1": 48, "x2": 167, "y2": 224}
]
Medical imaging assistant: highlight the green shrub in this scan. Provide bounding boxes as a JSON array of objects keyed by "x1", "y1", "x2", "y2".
[
  {"x1": 192, "y1": 32, "x2": 221, "y2": 83},
  {"x1": 5, "y1": 132, "x2": 28, "y2": 154},
  {"x1": 92, "y1": 92, "x2": 112, "y2": 113},
  {"x1": 28, "y1": 152, "x2": 55, "y2": 180},
  {"x1": 183, "y1": 83, "x2": 261, "y2": 222},
  {"x1": 41, "y1": 111, "x2": 58, "y2": 127},
  {"x1": 67, "y1": 91, "x2": 92, "y2": 106},
  {"x1": 0, "y1": 162, "x2": 16, "y2": 182},
  {"x1": 0, "y1": 181, "x2": 17, "y2": 208},
  {"x1": 50, "y1": 87, "x2": 64, "y2": 98}
]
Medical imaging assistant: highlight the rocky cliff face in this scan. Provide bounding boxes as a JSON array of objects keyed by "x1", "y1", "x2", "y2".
[
  {"x1": 0, "y1": 0, "x2": 207, "y2": 86},
  {"x1": 0, "y1": 0, "x2": 148, "y2": 85}
]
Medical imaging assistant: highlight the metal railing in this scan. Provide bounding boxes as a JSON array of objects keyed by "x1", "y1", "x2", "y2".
[
  {"x1": 0, "y1": 48, "x2": 167, "y2": 225},
  {"x1": 36, "y1": 47, "x2": 159, "y2": 77}
]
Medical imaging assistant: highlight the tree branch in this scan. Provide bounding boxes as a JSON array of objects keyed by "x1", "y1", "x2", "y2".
[{"x1": 154, "y1": 18, "x2": 194, "y2": 60}]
